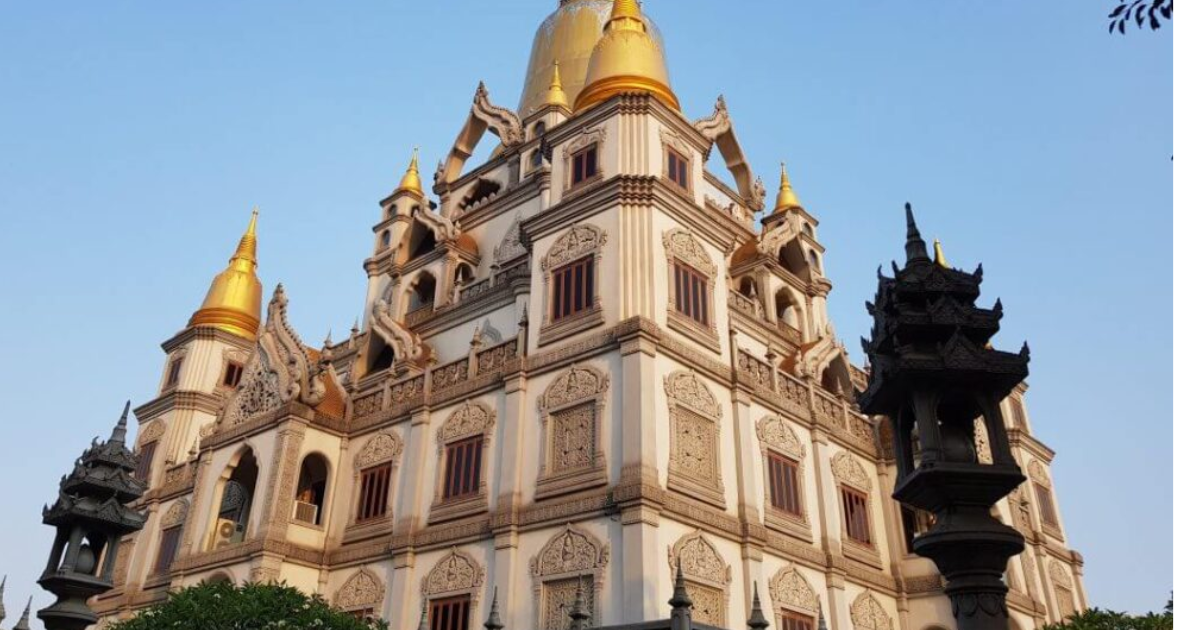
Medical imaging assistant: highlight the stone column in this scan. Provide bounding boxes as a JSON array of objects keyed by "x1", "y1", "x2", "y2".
[
  {"x1": 491, "y1": 372, "x2": 529, "y2": 622},
  {"x1": 391, "y1": 407, "x2": 434, "y2": 630}
]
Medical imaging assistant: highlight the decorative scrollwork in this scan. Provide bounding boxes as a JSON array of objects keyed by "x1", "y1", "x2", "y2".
[
  {"x1": 768, "y1": 565, "x2": 820, "y2": 614},
  {"x1": 422, "y1": 549, "x2": 485, "y2": 596},
  {"x1": 355, "y1": 432, "x2": 401, "y2": 469},
  {"x1": 438, "y1": 401, "x2": 496, "y2": 444},
  {"x1": 542, "y1": 224, "x2": 607, "y2": 271},
  {"x1": 663, "y1": 229, "x2": 717, "y2": 277},
  {"x1": 334, "y1": 569, "x2": 385, "y2": 611},
  {"x1": 850, "y1": 592, "x2": 893, "y2": 630},
  {"x1": 756, "y1": 416, "x2": 805, "y2": 460},
  {"x1": 832, "y1": 451, "x2": 872, "y2": 491}
]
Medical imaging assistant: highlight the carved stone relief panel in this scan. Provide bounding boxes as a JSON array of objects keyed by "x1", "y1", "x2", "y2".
[
  {"x1": 161, "y1": 500, "x2": 190, "y2": 528},
  {"x1": 355, "y1": 432, "x2": 402, "y2": 469},
  {"x1": 666, "y1": 371, "x2": 726, "y2": 508},
  {"x1": 849, "y1": 592, "x2": 893, "y2": 630},
  {"x1": 537, "y1": 365, "x2": 609, "y2": 496},
  {"x1": 138, "y1": 420, "x2": 165, "y2": 448},
  {"x1": 769, "y1": 565, "x2": 821, "y2": 616},
  {"x1": 668, "y1": 531, "x2": 731, "y2": 627},
  {"x1": 334, "y1": 569, "x2": 386, "y2": 613},
  {"x1": 832, "y1": 451, "x2": 872, "y2": 492},
  {"x1": 531, "y1": 525, "x2": 609, "y2": 629},
  {"x1": 422, "y1": 549, "x2": 485, "y2": 599}
]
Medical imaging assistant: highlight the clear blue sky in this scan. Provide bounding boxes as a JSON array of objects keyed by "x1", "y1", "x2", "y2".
[{"x1": 0, "y1": 1, "x2": 1171, "y2": 625}]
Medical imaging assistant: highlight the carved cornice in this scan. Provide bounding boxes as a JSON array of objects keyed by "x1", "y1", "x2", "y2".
[
  {"x1": 134, "y1": 390, "x2": 225, "y2": 422},
  {"x1": 160, "y1": 326, "x2": 254, "y2": 354}
]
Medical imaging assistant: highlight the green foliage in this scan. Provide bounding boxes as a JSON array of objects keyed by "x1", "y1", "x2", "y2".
[
  {"x1": 1041, "y1": 598, "x2": 1173, "y2": 630},
  {"x1": 108, "y1": 580, "x2": 389, "y2": 630}
]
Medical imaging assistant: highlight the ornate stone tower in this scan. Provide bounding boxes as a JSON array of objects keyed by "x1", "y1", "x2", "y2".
[
  {"x1": 38, "y1": 403, "x2": 147, "y2": 630},
  {"x1": 858, "y1": 205, "x2": 1031, "y2": 630}
]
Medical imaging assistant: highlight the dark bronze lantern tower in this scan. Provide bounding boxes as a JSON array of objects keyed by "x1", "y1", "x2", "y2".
[
  {"x1": 858, "y1": 205, "x2": 1031, "y2": 630},
  {"x1": 38, "y1": 402, "x2": 147, "y2": 630}
]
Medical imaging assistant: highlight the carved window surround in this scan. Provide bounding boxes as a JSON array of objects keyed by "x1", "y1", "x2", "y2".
[
  {"x1": 334, "y1": 569, "x2": 386, "y2": 618},
  {"x1": 428, "y1": 402, "x2": 495, "y2": 524},
  {"x1": 530, "y1": 525, "x2": 610, "y2": 630},
  {"x1": 768, "y1": 565, "x2": 822, "y2": 630},
  {"x1": 161, "y1": 349, "x2": 187, "y2": 393},
  {"x1": 664, "y1": 228, "x2": 720, "y2": 353},
  {"x1": 666, "y1": 371, "x2": 727, "y2": 509},
  {"x1": 421, "y1": 549, "x2": 486, "y2": 617},
  {"x1": 539, "y1": 224, "x2": 607, "y2": 347},
  {"x1": 562, "y1": 126, "x2": 606, "y2": 197},
  {"x1": 757, "y1": 416, "x2": 813, "y2": 542},
  {"x1": 536, "y1": 365, "x2": 610, "y2": 500},
  {"x1": 660, "y1": 128, "x2": 695, "y2": 196},
  {"x1": 849, "y1": 591, "x2": 894, "y2": 630},
  {"x1": 344, "y1": 432, "x2": 402, "y2": 543},
  {"x1": 832, "y1": 452, "x2": 882, "y2": 569},
  {"x1": 668, "y1": 531, "x2": 732, "y2": 628}
]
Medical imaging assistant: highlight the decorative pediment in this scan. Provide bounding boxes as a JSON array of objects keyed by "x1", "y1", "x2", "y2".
[
  {"x1": 692, "y1": 95, "x2": 763, "y2": 211},
  {"x1": 832, "y1": 452, "x2": 872, "y2": 491},
  {"x1": 1050, "y1": 562, "x2": 1072, "y2": 587},
  {"x1": 542, "y1": 224, "x2": 607, "y2": 271},
  {"x1": 161, "y1": 499, "x2": 189, "y2": 527},
  {"x1": 494, "y1": 213, "x2": 527, "y2": 263},
  {"x1": 368, "y1": 297, "x2": 432, "y2": 367},
  {"x1": 355, "y1": 432, "x2": 401, "y2": 469},
  {"x1": 422, "y1": 549, "x2": 485, "y2": 596},
  {"x1": 668, "y1": 531, "x2": 731, "y2": 587},
  {"x1": 441, "y1": 82, "x2": 523, "y2": 186},
  {"x1": 221, "y1": 285, "x2": 326, "y2": 425},
  {"x1": 540, "y1": 365, "x2": 609, "y2": 411},
  {"x1": 756, "y1": 417, "x2": 805, "y2": 460},
  {"x1": 660, "y1": 127, "x2": 692, "y2": 157},
  {"x1": 850, "y1": 592, "x2": 893, "y2": 630},
  {"x1": 564, "y1": 125, "x2": 607, "y2": 156},
  {"x1": 334, "y1": 569, "x2": 385, "y2": 610},
  {"x1": 138, "y1": 420, "x2": 165, "y2": 446},
  {"x1": 769, "y1": 565, "x2": 820, "y2": 614},
  {"x1": 530, "y1": 525, "x2": 610, "y2": 578},
  {"x1": 438, "y1": 401, "x2": 496, "y2": 444},
  {"x1": 665, "y1": 371, "x2": 721, "y2": 419},
  {"x1": 663, "y1": 229, "x2": 717, "y2": 277}
]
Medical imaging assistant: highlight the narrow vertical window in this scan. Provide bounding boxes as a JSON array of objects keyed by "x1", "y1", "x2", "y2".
[
  {"x1": 667, "y1": 148, "x2": 690, "y2": 190},
  {"x1": 356, "y1": 463, "x2": 392, "y2": 523},
  {"x1": 1035, "y1": 483, "x2": 1058, "y2": 528},
  {"x1": 165, "y1": 358, "x2": 183, "y2": 389},
  {"x1": 443, "y1": 436, "x2": 484, "y2": 500},
  {"x1": 840, "y1": 486, "x2": 872, "y2": 546},
  {"x1": 673, "y1": 263, "x2": 710, "y2": 326},
  {"x1": 551, "y1": 257, "x2": 595, "y2": 322},
  {"x1": 570, "y1": 144, "x2": 598, "y2": 187},
  {"x1": 135, "y1": 441, "x2": 158, "y2": 484},
  {"x1": 153, "y1": 526, "x2": 182, "y2": 574},
  {"x1": 430, "y1": 595, "x2": 472, "y2": 630},
  {"x1": 767, "y1": 451, "x2": 802, "y2": 516},
  {"x1": 222, "y1": 361, "x2": 244, "y2": 388}
]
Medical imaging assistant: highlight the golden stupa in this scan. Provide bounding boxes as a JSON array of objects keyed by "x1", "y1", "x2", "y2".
[
  {"x1": 516, "y1": 0, "x2": 668, "y2": 117},
  {"x1": 773, "y1": 163, "x2": 804, "y2": 214},
  {"x1": 574, "y1": 0, "x2": 679, "y2": 112},
  {"x1": 396, "y1": 148, "x2": 424, "y2": 197},
  {"x1": 188, "y1": 209, "x2": 263, "y2": 340}
]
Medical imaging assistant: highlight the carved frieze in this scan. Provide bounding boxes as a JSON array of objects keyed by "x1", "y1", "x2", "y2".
[
  {"x1": 757, "y1": 416, "x2": 805, "y2": 460},
  {"x1": 438, "y1": 401, "x2": 496, "y2": 444},
  {"x1": 355, "y1": 432, "x2": 401, "y2": 469},
  {"x1": 832, "y1": 451, "x2": 872, "y2": 491}
]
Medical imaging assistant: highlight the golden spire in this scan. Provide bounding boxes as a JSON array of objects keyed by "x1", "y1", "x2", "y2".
[
  {"x1": 544, "y1": 60, "x2": 571, "y2": 110},
  {"x1": 188, "y1": 207, "x2": 263, "y2": 340},
  {"x1": 773, "y1": 162, "x2": 803, "y2": 214},
  {"x1": 934, "y1": 238, "x2": 949, "y2": 268},
  {"x1": 574, "y1": 0, "x2": 679, "y2": 112},
  {"x1": 397, "y1": 147, "x2": 424, "y2": 197}
]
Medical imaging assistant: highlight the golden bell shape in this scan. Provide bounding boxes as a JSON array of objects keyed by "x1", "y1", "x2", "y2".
[
  {"x1": 397, "y1": 148, "x2": 424, "y2": 197},
  {"x1": 188, "y1": 208, "x2": 263, "y2": 340},
  {"x1": 574, "y1": 0, "x2": 679, "y2": 112},
  {"x1": 773, "y1": 163, "x2": 804, "y2": 214}
]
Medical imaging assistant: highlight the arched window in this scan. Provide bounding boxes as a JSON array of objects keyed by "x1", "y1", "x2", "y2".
[
  {"x1": 430, "y1": 401, "x2": 495, "y2": 523},
  {"x1": 387, "y1": 204, "x2": 398, "y2": 218},
  {"x1": 779, "y1": 240, "x2": 807, "y2": 276},
  {"x1": 294, "y1": 454, "x2": 329, "y2": 526},
  {"x1": 802, "y1": 223, "x2": 814, "y2": 238},
  {"x1": 210, "y1": 449, "x2": 258, "y2": 549},
  {"x1": 455, "y1": 262, "x2": 476, "y2": 286},
  {"x1": 409, "y1": 222, "x2": 437, "y2": 259},
  {"x1": 808, "y1": 249, "x2": 821, "y2": 273},
  {"x1": 409, "y1": 272, "x2": 438, "y2": 313},
  {"x1": 738, "y1": 276, "x2": 758, "y2": 298},
  {"x1": 775, "y1": 289, "x2": 803, "y2": 330},
  {"x1": 379, "y1": 230, "x2": 392, "y2": 252},
  {"x1": 353, "y1": 433, "x2": 401, "y2": 524}
]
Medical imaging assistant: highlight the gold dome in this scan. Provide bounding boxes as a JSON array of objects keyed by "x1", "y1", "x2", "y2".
[
  {"x1": 396, "y1": 147, "x2": 424, "y2": 197},
  {"x1": 516, "y1": 0, "x2": 667, "y2": 118},
  {"x1": 575, "y1": 0, "x2": 678, "y2": 112},
  {"x1": 773, "y1": 163, "x2": 804, "y2": 214},
  {"x1": 188, "y1": 208, "x2": 263, "y2": 340}
]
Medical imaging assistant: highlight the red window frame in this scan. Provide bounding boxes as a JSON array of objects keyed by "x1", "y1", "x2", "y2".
[
  {"x1": 840, "y1": 485, "x2": 872, "y2": 546},
  {"x1": 780, "y1": 610, "x2": 815, "y2": 630},
  {"x1": 355, "y1": 463, "x2": 392, "y2": 523},
  {"x1": 551, "y1": 256, "x2": 595, "y2": 322},
  {"x1": 673, "y1": 262, "x2": 709, "y2": 326},
  {"x1": 767, "y1": 451, "x2": 802, "y2": 516},
  {"x1": 570, "y1": 144, "x2": 599, "y2": 187},
  {"x1": 667, "y1": 147, "x2": 690, "y2": 190},
  {"x1": 442, "y1": 435, "x2": 484, "y2": 501},
  {"x1": 430, "y1": 595, "x2": 472, "y2": 630}
]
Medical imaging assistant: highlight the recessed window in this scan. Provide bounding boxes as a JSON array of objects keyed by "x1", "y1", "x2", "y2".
[
  {"x1": 767, "y1": 451, "x2": 802, "y2": 516},
  {"x1": 442, "y1": 436, "x2": 484, "y2": 500},
  {"x1": 666, "y1": 147, "x2": 689, "y2": 190},
  {"x1": 672, "y1": 262, "x2": 709, "y2": 327},
  {"x1": 570, "y1": 144, "x2": 598, "y2": 187},
  {"x1": 1035, "y1": 483, "x2": 1058, "y2": 528},
  {"x1": 153, "y1": 526, "x2": 182, "y2": 574},
  {"x1": 430, "y1": 595, "x2": 472, "y2": 630},
  {"x1": 355, "y1": 463, "x2": 391, "y2": 523},
  {"x1": 294, "y1": 454, "x2": 329, "y2": 526},
  {"x1": 165, "y1": 357, "x2": 183, "y2": 390},
  {"x1": 840, "y1": 486, "x2": 872, "y2": 546},
  {"x1": 222, "y1": 361, "x2": 244, "y2": 389},
  {"x1": 135, "y1": 441, "x2": 158, "y2": 484},
  {"x1": 780, "y1": 610, "x2": 815, "y2": 630},
  {"x1": 901, "y1": 506, "x2": 934, "y2": 554},
  {"x1": 551, "y1": 256, "x2": 595, "y2": 322}
]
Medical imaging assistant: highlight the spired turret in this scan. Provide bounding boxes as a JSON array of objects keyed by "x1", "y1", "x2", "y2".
[
  {"x1": 859, "y1": 203, "x2": 1031, "y2": 630},
  {"x1": 188, "y1": 208, "x2": 263, "y2": 341},
  {"x1": 574, "y1": 0, "x2": 679, "y2": 112}
]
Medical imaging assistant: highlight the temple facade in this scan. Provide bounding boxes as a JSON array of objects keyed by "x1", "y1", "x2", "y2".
[{"x1": 94, "y1": 2, "x2": 1087, "y2": 630}]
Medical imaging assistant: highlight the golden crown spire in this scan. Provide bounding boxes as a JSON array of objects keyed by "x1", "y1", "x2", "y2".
[
  {"x1": 574, "y1": 0, "x2": 679, "y2": 112},
  {"x1": 773, "y1": 162, "x2": 804, "y2": 214},
  {"x1": 188, "y1": 207, "x2": 263, "y2": 340},
  {"x1": 544, "y1": 60, "x2": 571, "y2": 109},
  {"x1": 934, "y1": 238, "x2": 949, "y2": 268},
  {"x1": 397, "y1": 147, "x2": 424, "y2": 197}
]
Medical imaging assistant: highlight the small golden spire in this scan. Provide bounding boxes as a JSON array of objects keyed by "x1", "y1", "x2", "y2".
[
  {"x1": 544, "y1": 60, "x2": 570, "y2": 110},
  {"x1": 188, "y1": 207, "x2": 263, "y2": 340},
  {"x1": 773, "y1": 162, "x2": 803, "y2": 214},
  {"x1": 934, "y1": 238, "x2": 949, "y2": 268},
  {"x1": 397, "y1": 147, "x2": 424, "y2": 197},
  {"x1": 574, "y1": 0, "x2": 679, "y2": 112}
]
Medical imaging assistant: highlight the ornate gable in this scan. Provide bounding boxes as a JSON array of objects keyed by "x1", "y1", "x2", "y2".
[
  {"x1": 540, "y1": 365, "x2": 609, "y2": 411},
  {"x1": 355, "y1": 432, "x2": 401, "y2": 469},
  {"x1": 438, "y1": 401, "x2": 496, "y2": 444},
  {"x1": 756, "y1": 416, "x2": 805, "y2": 460},
  {"x1": 160, "y1": 499, "x2": 189, "y2": 528},
  {"x1": 832, "y1": 452, "x2": 872, "y2": 491},
  {"x1": 494, "y1": 212, "x2": 527, "y2": 263},
  {"x1": 665, "y1": 371, "x2": 721, "y2": 418},
  {"x1": 769, "y1": 565, "x2": 820, "y2": 614},
  {"x1": 530, "y1": 525, "x2": 610, "y2": 578},
  {"x1": 668, "y1": 531, "x2": 731, "y2": 587},
  {"x1": 334, "y1": 569, "x2": 385, "y2": 611},
  {"x1": 542, "y1": 224, "x2": 607, "y2": 271},
  {"x1": 850, "y1": 592, "x2": 893, "y2": 630},
  {"x1": 663, "y1": 229, "x2": 717, "y2": 277},
  {"x1": 422, "y1": 549, "x2": 485, "y2": 596}
]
